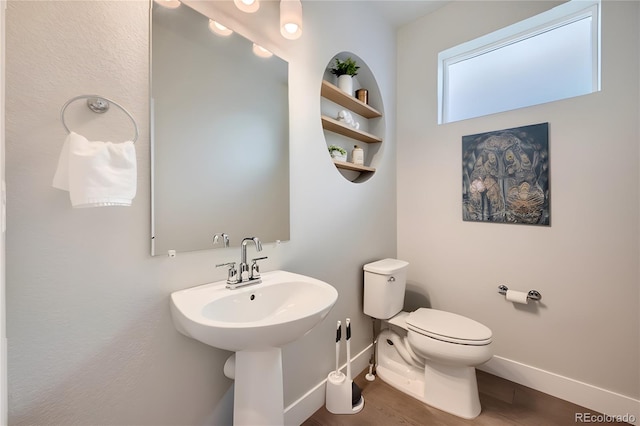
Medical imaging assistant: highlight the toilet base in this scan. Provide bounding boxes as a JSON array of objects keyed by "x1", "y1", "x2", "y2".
[
  {"x1": 423, "y1": 363, "x2": 481, "y2": 419},
  {"x1": 376, "y1": 329, "x2": 482, "y2": 419},
  {"x1": 376, "y1": 329, "x2": 425, "y2": 400}
]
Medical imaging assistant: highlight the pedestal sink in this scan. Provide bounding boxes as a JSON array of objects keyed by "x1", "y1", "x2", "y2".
[{"x1": 170, "y1": 270, "x2": 338, "y2": 425}]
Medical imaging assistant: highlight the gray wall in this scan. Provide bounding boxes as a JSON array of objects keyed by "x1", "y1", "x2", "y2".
[
  {"x1": 0, "y1": 3, "x2": 6, "y2": 425},
  {"x1": 397, "y1": 0, "x2": 639, "y2": 400},
  {"x1": 5, "y1": 1, "x2": 396, "y2": 424}
]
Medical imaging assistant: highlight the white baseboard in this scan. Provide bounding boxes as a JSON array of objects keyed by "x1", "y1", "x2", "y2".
[
  {"x1": 479, "y1": 355, "x2": 639, "y2": 425},
  {"x1": 284, "y1": 350, "x2": 640, "y2": 426},
  {"x1": 284, "y1": 344, "x2": 372, "y2": 426}
]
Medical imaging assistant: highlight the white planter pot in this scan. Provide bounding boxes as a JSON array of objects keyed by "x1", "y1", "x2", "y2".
[
  {"x1": 330, "y1": 152, "x2": 347, "y2": 162},
  {"x1": 337, "y1": 75, "x2": 353, "y2": 96}
]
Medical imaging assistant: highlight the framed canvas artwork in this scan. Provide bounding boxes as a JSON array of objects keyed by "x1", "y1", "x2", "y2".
[{"x1": 462, "y1": 123, "x2": 550, "y2": 225}]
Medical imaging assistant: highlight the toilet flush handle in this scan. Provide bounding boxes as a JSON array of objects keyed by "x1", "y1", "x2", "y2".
[{"x1": 388, "y1": 276, "x2": 396, "y2": 283}]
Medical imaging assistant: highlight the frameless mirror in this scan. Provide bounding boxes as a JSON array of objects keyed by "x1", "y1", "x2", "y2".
[{"x1": 151, "y1": 3, "x2": 290, "y2": 255}]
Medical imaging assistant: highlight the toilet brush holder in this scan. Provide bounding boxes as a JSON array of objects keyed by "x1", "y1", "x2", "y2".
[{"x1": 325, "y1": 372, "x2": 364, "y2": 414}]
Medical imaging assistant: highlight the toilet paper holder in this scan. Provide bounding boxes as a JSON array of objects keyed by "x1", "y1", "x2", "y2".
[{"x1": 498, "y1": 285, "x2": 542, "y2": 301}]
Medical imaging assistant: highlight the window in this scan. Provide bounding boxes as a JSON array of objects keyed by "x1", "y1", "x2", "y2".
[{"x1": 438, "y1": 0, "x2": 600, "y2": 124}]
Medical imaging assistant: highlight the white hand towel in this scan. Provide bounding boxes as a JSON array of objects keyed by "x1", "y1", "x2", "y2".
[{"x1": 52, "y1": 132, "x2": 137, "y2": 208}]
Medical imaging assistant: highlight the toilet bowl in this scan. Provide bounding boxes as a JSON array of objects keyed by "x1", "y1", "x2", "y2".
[{"x1": 363, "y1": 259, "x2": 493, "y2": 419}]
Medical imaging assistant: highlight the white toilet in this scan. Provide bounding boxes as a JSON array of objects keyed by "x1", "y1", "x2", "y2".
[{"x1": 363, "y1": 258, "x2": 493, "y2": 419}]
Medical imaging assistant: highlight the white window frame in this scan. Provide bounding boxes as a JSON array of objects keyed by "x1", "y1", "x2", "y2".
[{"x1": 438, "y1": 0, "x2": 601, "y2": 124}]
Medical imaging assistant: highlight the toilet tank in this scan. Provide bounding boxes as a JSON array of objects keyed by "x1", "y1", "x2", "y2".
[{"x1": 363, "y1": 258, "x2": 409, "y2": 319}]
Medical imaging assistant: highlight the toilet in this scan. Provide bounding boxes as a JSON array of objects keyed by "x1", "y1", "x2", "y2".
[{"x1": 363, "y1": 258, "x2": 493, "y2": 419}]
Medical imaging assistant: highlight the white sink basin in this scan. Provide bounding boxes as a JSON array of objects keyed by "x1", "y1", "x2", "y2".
[
  {"x1": 171, "y1": 270, "x2": 338, "y2": 425},
  {"x1": 170, "y1": 270, "x2": 338, "y2": 352}
]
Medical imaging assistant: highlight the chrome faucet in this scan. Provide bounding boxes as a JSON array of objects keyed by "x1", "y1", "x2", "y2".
[
  {"x1": 213, "y1": 233, "x2": 230, "y2": 248},
  {"x1": 217, "y1": 236, "x2": 267, "y2": 289},
  {"x1": 240, "y1": 237, "x2": 262, "y2": 281}
]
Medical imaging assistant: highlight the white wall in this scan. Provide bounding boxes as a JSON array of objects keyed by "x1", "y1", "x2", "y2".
[
  {"x1": 0, "y1": 0, "x2": 6, "y2": 424},
  {"x1": 398, "y1": 0, "x2": 639, "y2": 405},
  {"x1": 5, "y1": 1, "x2": 396, "y2": 424}
]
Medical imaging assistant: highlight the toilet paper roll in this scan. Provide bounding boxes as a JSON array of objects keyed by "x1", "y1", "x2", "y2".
[{"x1": 506, "y1": 289, "x2": 529, "y2": 304}]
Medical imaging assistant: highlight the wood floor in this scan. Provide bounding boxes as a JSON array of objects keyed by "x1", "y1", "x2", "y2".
[{"x1": 303, "y1": 369, "x2": 626, "y2": 426}]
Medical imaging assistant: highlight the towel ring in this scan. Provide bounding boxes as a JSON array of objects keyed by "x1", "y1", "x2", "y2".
[{"x1": 60, "y1": 95, "x2": 139, "y2": 143}]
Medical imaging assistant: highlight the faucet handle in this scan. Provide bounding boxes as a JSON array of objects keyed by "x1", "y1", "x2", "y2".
[
  {"x1": 250, "y1": 256, "x2": 268, "y2": 280},
  {"x1": 216, "y1": 261, "x2": 238, "y2": 284}
]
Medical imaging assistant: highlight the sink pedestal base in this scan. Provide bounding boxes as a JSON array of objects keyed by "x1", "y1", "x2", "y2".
[{"x1": 234, "y1": 348, "x2": 284, "y2": 426}]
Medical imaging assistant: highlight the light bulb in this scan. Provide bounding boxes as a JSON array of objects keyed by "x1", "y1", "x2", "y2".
[
  {"x1": 154, "y1": 0, "x2": 181, "y2": 9},
  {"x1": 252, "y1": 43, "x2": 273, "y2": 58},
  {"x1": 283, "y1": 23, "x2": 299, "y2": 34},
  {"x1": 234, "y1": 0, "x2": 260, "y2": 13},
  {"x1": 209, "y1": 19, "x2": 233, "y2": 37},
  {"x1": 280, "y1": 0, "x2": 302, "y2": 40}
]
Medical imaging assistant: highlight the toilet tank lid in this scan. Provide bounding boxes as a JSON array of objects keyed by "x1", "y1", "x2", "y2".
[{"x1": 363, "y1": 258, "x2": 409, "y2": 274}]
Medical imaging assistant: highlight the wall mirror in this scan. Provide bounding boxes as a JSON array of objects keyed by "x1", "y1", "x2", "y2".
[{"x1": 151, "y1": 2, "x2": 290, "y2": 256}]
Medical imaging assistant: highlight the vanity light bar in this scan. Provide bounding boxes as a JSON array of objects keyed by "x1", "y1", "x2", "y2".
[{"x1": 158, "y1": 0, "x2": 300, "y2": 44}]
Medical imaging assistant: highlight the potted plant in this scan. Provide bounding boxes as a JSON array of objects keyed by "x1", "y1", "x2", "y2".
[
  {"x1": 330, "y1": 57, "x2": 360, "y2": 96},
  {"x1": 328, "y1": 145, "x2": 347, "y2": 162}
]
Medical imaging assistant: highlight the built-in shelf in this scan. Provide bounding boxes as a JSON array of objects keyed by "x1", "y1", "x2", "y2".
[
  {"x1": 320, "y1": 60, "x2": 384, "y2": 182},
  {"x1": 321, "y1": 115, "x2": 382, "y2": 144},
  {"x1": 333, "y1": 160, "x2": 376, "y2": 173},
  {"x1": 321, "y1": 80, "x2": 382, "y2": 119}
]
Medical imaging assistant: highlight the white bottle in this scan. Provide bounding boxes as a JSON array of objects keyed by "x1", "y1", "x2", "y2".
[{"x1": 352, "y1": 145, "x2": 364, "y2": 165}]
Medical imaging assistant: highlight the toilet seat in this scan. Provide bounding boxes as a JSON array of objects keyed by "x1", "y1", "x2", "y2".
[{"x1": 407, "y1": 309, "x2": 492, "y2": 346}]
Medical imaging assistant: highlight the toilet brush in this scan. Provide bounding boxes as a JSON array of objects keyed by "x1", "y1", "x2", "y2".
[
  {"x1": 346, "y1": 319, "x2": 352, "y2": 380},
  {"x1": 333, "y1": 321, "x2": 342, "y2": 378},
  {"x1": 346, "y1": 319, "x2": 363, "y2": 407},
  {"x1": 325, "y1": 318, "x2": 364, "y2": 414}
]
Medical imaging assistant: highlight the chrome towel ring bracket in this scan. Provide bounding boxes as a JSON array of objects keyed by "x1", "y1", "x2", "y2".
[{"x1": 60, "y1": 95, "x2": 139, "y2": 143}]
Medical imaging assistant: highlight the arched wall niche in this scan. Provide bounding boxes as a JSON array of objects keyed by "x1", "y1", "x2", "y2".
[{"x1": 320, "y1": 51, "x2": 385, "y2": 183}]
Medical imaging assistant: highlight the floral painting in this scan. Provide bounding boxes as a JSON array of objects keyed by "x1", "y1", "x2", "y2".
[{"x1": 462, "y1": 123, "x2": 550, "y2": 225}]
